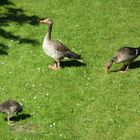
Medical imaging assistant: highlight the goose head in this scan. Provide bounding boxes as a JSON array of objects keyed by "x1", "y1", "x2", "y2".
[{"x1": 40, "y1": 18, "x2": 53, "y2": 25}]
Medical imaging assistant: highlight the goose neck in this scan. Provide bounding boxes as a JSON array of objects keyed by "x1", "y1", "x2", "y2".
[{"x1": 46, "y1": 24, "x2": 52, "y2": 40}]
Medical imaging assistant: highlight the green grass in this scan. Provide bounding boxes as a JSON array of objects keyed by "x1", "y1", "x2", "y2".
[{"x1": 0, "y1": 0, "x2": 140, "y2": 139}]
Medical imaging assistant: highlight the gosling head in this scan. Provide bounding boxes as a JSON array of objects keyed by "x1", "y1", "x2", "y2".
[{"x1": 40, "y1": 18, "x2": 53, "y2": 25}]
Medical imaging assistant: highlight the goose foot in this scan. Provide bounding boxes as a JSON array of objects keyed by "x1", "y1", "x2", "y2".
[
  {"x1": 8, "y1": 123, "x2": 15, "y2": 126},
  {"x1": 48, "y1": 61, "x2": 61, "y2": 70},
  {"x1": 48, "y1": 63, "x2": 59, "y2": 70},
  {"x1": 8, "y1": 121, "x2": 15, "y2": 126},
  {"x1": 119, "y1": 70, "x2": 127, "y2": 73},
  {"x1": 48, "y1": 65, "x2": 54, "y2": 69}
]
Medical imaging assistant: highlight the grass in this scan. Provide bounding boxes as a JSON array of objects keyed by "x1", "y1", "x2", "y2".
[{"x1": 0, "y1": 0, "x2": 140, "y2": 139}]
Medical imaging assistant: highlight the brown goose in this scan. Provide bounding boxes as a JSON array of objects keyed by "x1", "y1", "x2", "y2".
[
  {"x1": 105, "y1": 46, "x2": 140, "y2": 73},
  {"x1": 0, "y1": 100, "x2": 22, "y2": 125},
  {"x1": 40, "y1": 18, "x2": 81, "y2": 70}
]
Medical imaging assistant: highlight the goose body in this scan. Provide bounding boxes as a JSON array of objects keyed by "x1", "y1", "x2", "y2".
[
  {"x1": 43, "y1": 37, "x2": 64, "y2": 61},
  {"x1": 0, "y1": 100, "x2": 22, "y2": 124},
  {"x1": 105, "y1": 46, "x2": 140, "y2": 73},
  {"x1": 40, "y1": 18, "x2": 81, "y2": 70}
]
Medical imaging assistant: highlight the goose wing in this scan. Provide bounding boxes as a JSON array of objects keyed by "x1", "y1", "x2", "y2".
[
  {"x1": 53, "y1": 40, "x2": 81, "y2": 59},
  {"x1": 116, "y1": 47, "x2": 138, "y2": 62},
  {"x1": 118, "y1": 47, "x2": 137, "y2": 56},
  {"x1": 53, "y1": 40, "x2": 71, "y2": 53}
]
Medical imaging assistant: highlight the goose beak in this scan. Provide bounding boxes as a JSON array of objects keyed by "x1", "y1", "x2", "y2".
[
  {"x1": 105, "y1": 68, "x2": 109, "y2": 74},
  {"x1": 40, "y1": 20, "x2": 44, "y2": 23},
  {"x1": 40, "y1": 20, "x2": 46, "y2": 24},
  {"x1": 105, "y1": 66, "x2": 109, "y2": 74}
]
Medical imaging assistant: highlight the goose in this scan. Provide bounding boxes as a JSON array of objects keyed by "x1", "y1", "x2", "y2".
[
  {"x1": 0, "y1": 100, "x2": 23, "y2": 125},
  {"x1": 105, "y1": 46, "x2": 140, "y2": 73},
  {"x1": 40, "y1": 18, "x2": 81, "y2": 70}
]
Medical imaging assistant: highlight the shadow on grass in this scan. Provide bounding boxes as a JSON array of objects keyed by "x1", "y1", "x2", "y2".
[
  {"x1": 11, "y1": 114, "x2": 31, "y2": 121},
  {"x1": 129, "y1": 60, "x2": 140, "y2": 69},
  {"x1": 0, "y1": 0, "x2": 13, "y2": 5},
  {"x1": 60, "y1": 60, "x2": 86, "y2": 68},
  {"x1": 4, "y1": 114, "x2": 31, "y2": 122},
  {"x1": 0, "y1": 0, "x2": 43, "y2": 55},
  {"x1": 108, "y1": 60, "x2": 140, "y2": 73},
  {"x1": 0, "y1": 43, "x2": 8, "y2": 55},
  {"x1": 0, "y1": 7, "x2": 40, "y2": 26},
  {"x1": 0, "y1": 29, "x2": 39, "y2": 45}
]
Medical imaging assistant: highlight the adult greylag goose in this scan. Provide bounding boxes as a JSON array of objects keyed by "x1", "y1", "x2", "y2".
[
  {"x1": 40, "y1": 18, "x2": 81, "y2": 70},
  {"x1": 0, "y1": 100, "x2": 23, "y2": 125},
  {"x1": 105, "y1": 46, "x2": 140, "y2": 73}
]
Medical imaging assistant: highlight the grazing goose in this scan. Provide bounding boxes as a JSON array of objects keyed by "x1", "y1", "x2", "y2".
[
  {"x1": 105, "y1": 46, "x2": 140, "y2": 73},
  {"x1": 0, "y1": 100, "x2": 22, "y2": 125},
  {"x1": 40, "y1": 18, "x2": 81, "y2": 70}
]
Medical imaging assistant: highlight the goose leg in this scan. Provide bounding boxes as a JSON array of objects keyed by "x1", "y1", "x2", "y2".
[
  {"x1": 120, "y1": 65, "x2": 129, "y2": 73},
  {"x1": 48, "y1": 61, "x2": 60, "y2": 70},
  {"x1": 7, "y1": 114, "x2": 14, "y2": 125},
  {"x1": 7, "y1": 114, "x2": 10, "y2": 123},
  {"x1": 124, "y1": 65, "x2": 129, "y2": 72},
  {"x1": 57, "y1": 62, "x2": 61, "y2": 70},
  {"x1": 53, "y1": 62, "x2": 57, "y2": 70}
]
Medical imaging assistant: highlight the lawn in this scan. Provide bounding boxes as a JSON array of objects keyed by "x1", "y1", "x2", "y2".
[{"x1": 0, "y1": 0, "x2": 140, "y2": 139}]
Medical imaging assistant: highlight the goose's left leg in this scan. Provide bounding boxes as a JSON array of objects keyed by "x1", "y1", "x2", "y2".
[
  {"x1": 120, "y1": 64, "x2": 129, "y2": 73},
  {"x1": 7, "y1": 113, "x2": 14, "y2": 125},
  {"x1": 57, "y1": 61, "x2": 61, "y2": 70}
]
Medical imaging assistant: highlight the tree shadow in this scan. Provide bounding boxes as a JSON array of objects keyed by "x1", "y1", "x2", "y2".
[
  {"x1": 0, "y1": 7, "x2": 40, "y2": 26},
  {"x1": 0, "y1": 43, "x2": 8, "y2": 55},
  {"x1": 0, "y1": 0, "x2": 43, "y2": 54},
  {"x1": 60, "y1": 60, "x2": 86, "y2": 68},
  {"x1": 4, "y1": 114, "x2": 31, "y2": 122},
  {"x1": 0, "y1": 0, "x2": 13, "y2": 6},
  {"x1": 0, "y1": 29, "x2": 39, "y2": 45}
]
